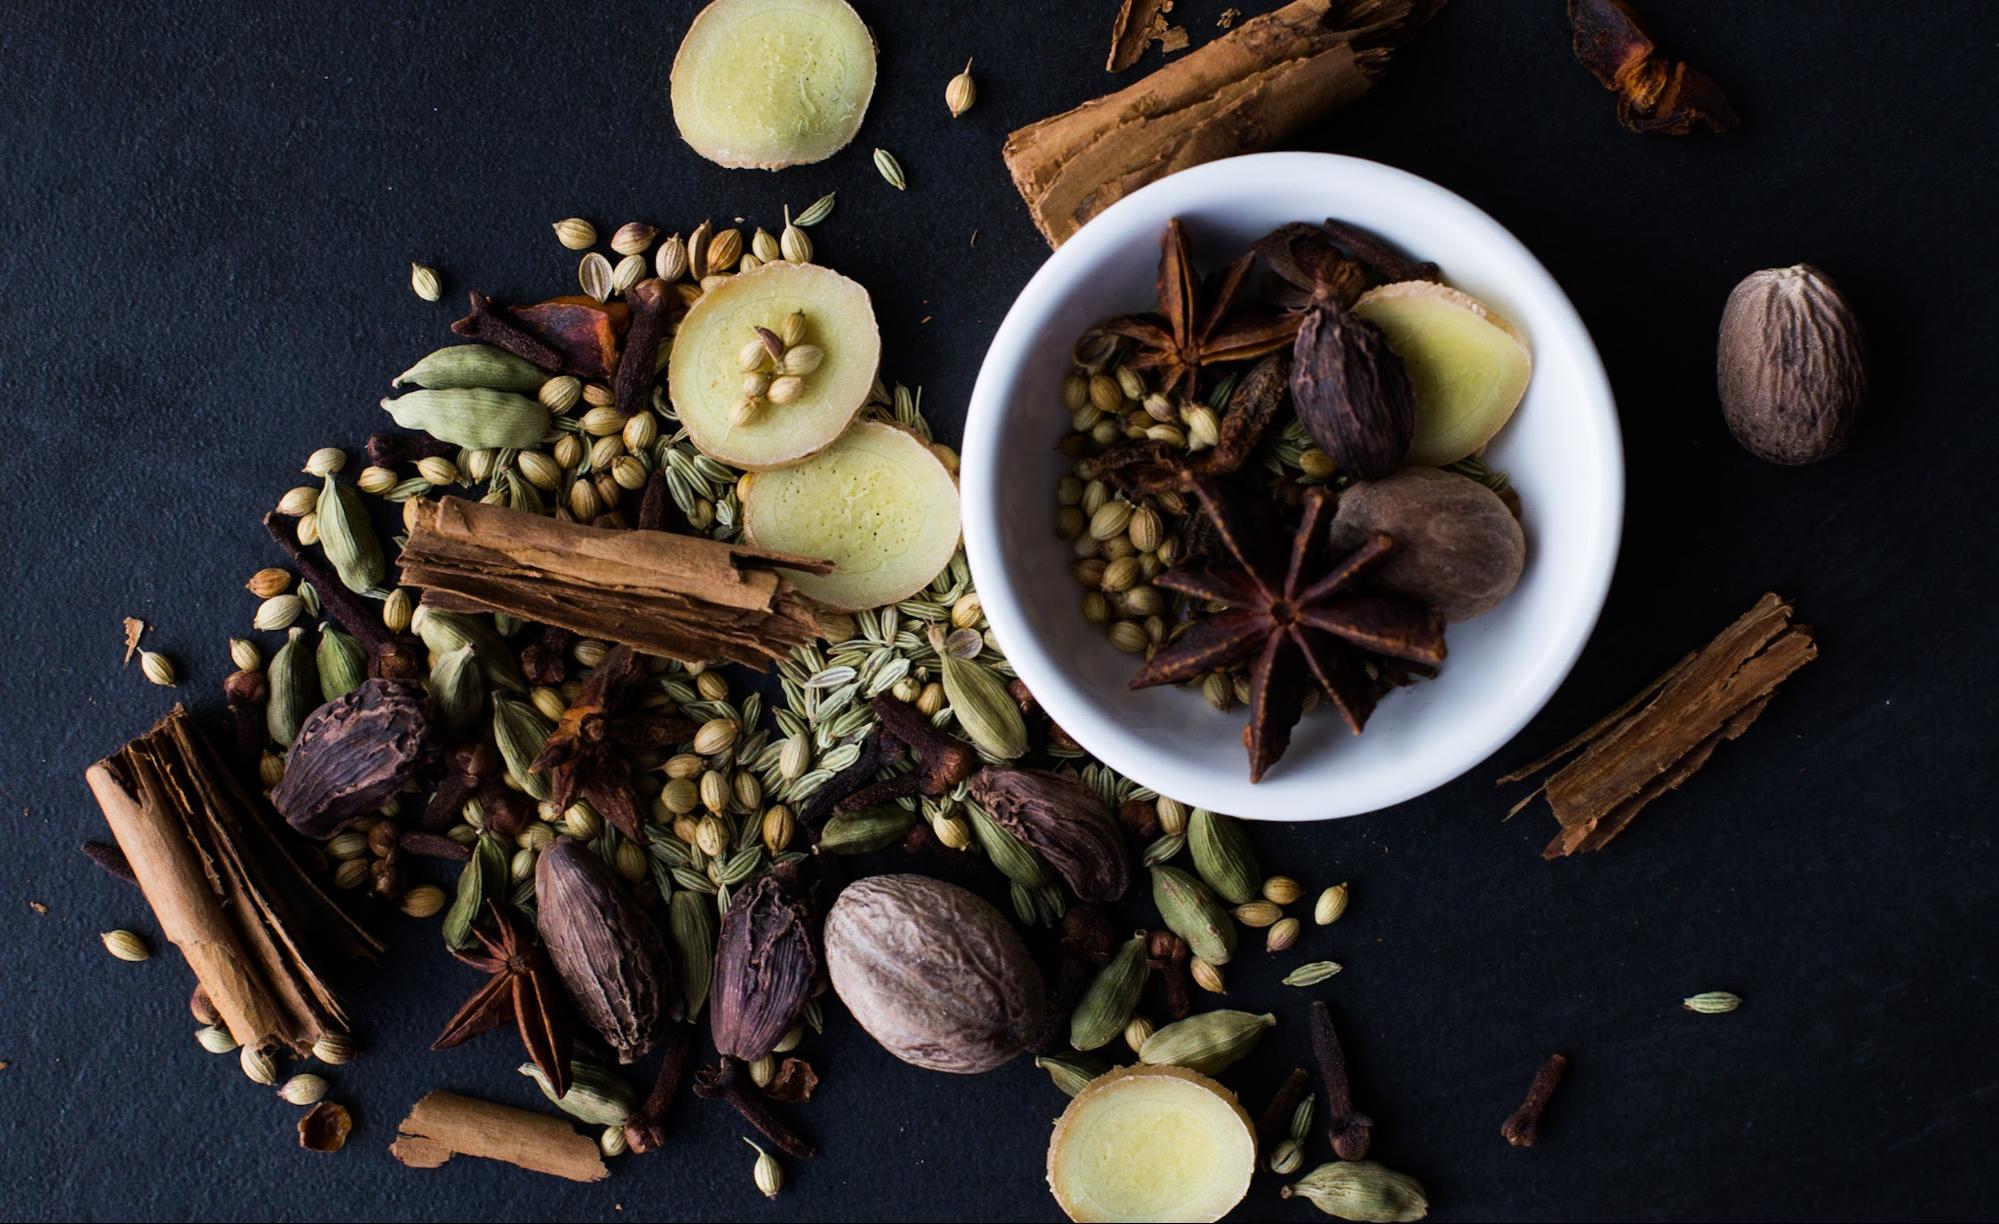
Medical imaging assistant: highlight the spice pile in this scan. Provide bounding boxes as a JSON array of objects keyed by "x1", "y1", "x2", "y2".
[{"x1": 1052, "y1": 217, "x2": 1532, "y2": 781}]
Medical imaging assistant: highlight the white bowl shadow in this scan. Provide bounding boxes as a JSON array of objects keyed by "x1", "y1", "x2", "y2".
[{"x1": 962, "y1": 153, "x2": 1621, "y2": 821}]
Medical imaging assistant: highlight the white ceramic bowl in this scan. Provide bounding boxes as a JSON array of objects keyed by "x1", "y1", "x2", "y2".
[{"x1": 962, "y1": 153, "x2": 1621, "y2": 821}]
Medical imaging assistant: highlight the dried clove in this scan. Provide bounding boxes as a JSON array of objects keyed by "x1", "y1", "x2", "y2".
[
  {"x1": 397, "y1": 828, "x2": 472, "y2": 862},
  {"x1": 694, "y1": 1056, "x2": 815, "y2": 1159},
  {"x1": 635, "y1": 468, "x2": 672, "y2": 533},
  {"x1": 1028, "y1": 902, "x2": 1118, "y2": 1054},
  {"x1": 1118, "y1": 798, "x2": 1161, "y2": 841},
  {"x1": 450, "y1": 290, "x2": 562, "y2": 370},
  {"x1": 365, "y1": 431, "x2": 455, "y2": 468},
  {"x1": 623, "y1": 1021, "x2": 696, "y2": 1155},
  {"x1": 798, "y1": 727, "x2": 896, "y2": 830},
  {"x1": 80, "y1": 839, "x2": 137, "y2": 886},
  {"x1": 1309, "y1": 1000, "x2": 1374, "y2": 1161},
  {"x1": 1256, "y1": 1067, "x2": 1313, "y2": 1158},
  {"x1": 263, "y1": 513, "x2": 423, "y2": 678},
  {"x1": 223, "y1": 668, "x2": 269, "y2": 768},
  {"x1": 518, "y1": 624, "x2": 575, "y2": 687},
  {"x1": 1501, "y1": 1052, "x2": 1569, "y2": 1147},
  {"x1": 1568, "y1": 0, "x2": 1737, "y2": 135},
  {"x1": 613, "y1": 279, "x2": 675, "y2": 419},
  {"x1": 829, "y1": 695, "x2": 977, "y2": 815},
  {"x1": 422, "y1": 741, "x2": 498, "y2": 831},
  {"x1": 1145, "y1": 928, "x2": 1192, "y2": 1020}
]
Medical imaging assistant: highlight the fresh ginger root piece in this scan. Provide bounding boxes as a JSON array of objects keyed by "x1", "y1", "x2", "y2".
[
  {"x1": 670, "y1": 0, "x2": 877, "y2": 169},
  {"x1": 670, "y1": 261, "x2": 880, "y2": 470},
  {"x1": 740, "y1": 420, "x2": 961, "y2": 612},
  {"x1": 1046, "y1": 1065, "x2": 1256, "y2": 1223},
  {"x1": 1351, "y1": 280, "x2": 1533, "y2": 467}
]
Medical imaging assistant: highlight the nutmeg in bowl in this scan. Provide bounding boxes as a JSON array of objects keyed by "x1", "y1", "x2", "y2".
[{"x1": 962, "y1": 153, "x2": 1621, "y2": 820}]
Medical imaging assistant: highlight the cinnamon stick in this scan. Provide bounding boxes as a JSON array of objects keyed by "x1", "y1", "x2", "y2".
[
  {"x1": 1502, "y1": 593, "x2": 1817, "y2": 857},
  {"x1": 84, "y1": 706, "x2": 378, "y2": 1054},
  {"x1": 389, "y1": 1091, "x2": 608, "y2": 1182},
  {"x1": 397, "y1": 496, "x2": 830, "y2": 668},
  {"x1": 1108, "y1": 0, "x2": 1177, "y2": 72},
  {"x1": 1004, "y1": 0, "x2": 1445, "y2": 246}
]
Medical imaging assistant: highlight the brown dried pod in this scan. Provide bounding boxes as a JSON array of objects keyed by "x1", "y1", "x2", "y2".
[
  {"x1": 823, "y1": 874, "x2": 1044, "y2": 1073},
  {"x1": 1329, "y1": 467, "x2": 1525, "y2": 622},
  {"x1": 1291, "y1": 306, "x2": 1416, "y2": 481},
  {"x1": 271, "y1": 678, "x2": 431, "y2": 839},
  {"x1": 967, "y1": 768, "x2": 1129, "y2": 902},
  {"x1": 534, "y1": 840, "x2": 669, "y2": 1063},
  {"x1": 1717, "y1": 264, "x2": 1866, "y2": 465},
  {"x1": 709, "y1": 867, "x2": 819, "y2": 1064}
]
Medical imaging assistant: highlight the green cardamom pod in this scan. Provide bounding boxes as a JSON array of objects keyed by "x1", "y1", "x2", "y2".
[
  {"x1": 934, "y1": 634, "x2": 1027, "y2": 759},
  {"x1": 1282, "y1": 1161, "x2": 1430, "y2": 1223},
  {"x1": 441, "y1": 832, "x2": 507, "y2": 950},
  {"x1": 971, "y1": 808, "x2": 1053, "y2": 888},
  {"x1": 315, "y1": 475, "x2": 387, "y2": 595},
  {"x1": 816, "y1": 805, "x2": 918, "y2": 855},
  {"x1": 1069, "y1": 936, "x2": 1149, "y2": 1051},
  {"x1": 1034, "y1": 1051, "x2": 1113, "y2": 1097},
  {"x1": 491, "y1": 696, "x2": 554, "y2": 800},
  {"x1": 394, "y1": 343, "x2": 549, "y2": 392},
  {"x1": 427, "y1": 644, "x2": 483, "y2": 735},
  {"x1": 380, "y1": 387, "x2": 550, "y2": 450},
  {"x1": 1137, "y1": 1009, "x2": 1274, "y2": 1075},
  {"x1": 1150, "y1": 864, "x2": 1236, "y2": 966},
  {"x1": 668, "y1": 888, "x2": 717, "y2": 1021},
  {"x1": 266, "y1": 626, "x2": 320, "y2": 748},
  {"x1": 315, "y1": 624, "x2": 367, "y2": 703},
  {"x1": 519, "y1": 1058, "x2": 637, "y2": 1127},
  {"x1": 1188, "y1": 808, "x2": 1260, "y2": 905},
  {"x1": 416, "y1": 607, "x2": 525, "y2": 691}
]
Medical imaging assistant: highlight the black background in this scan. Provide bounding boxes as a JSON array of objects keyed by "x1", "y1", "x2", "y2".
[{"x1": 3, "y1": 1, "x2": 1996, "y2": 1220}]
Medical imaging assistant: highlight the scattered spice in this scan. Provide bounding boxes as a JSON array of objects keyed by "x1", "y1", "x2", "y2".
[
  {"x1": 944, "y1": 59, "x2": 976, "y2": 116},
  {"x1": 1683, "y1": 991, "x2": 1742, "y2": 1015},
  {"x1": 1501, "y1": 1052, "x2": 1568, "y2": 1147},
  {"x1": 410, "y1": 263, "x2": 442, "y2": 302},
  {"x1": 1309, "y1": 1000, "x2": 1373, "y2": 1160},
  {"x1": 1500, "y1": 593, "x2": 1816, "y2": 856},
  {"x1": 391, "y1": 1090, "x2": 607, "y2": 1182},
  {"x1": 872, "y1": 148, "x2": 907, "y2": 191},
  {"x1": 433, "y1": 902, "x2": 575, "y2": 1098},
  {"x1": 121, "y1": 617, "x2": 144, "y2": 664},
  {"x1": 298, "y1": 1100, "x2": 353, "y2": 1153},
  {"x1": 1568, "y1": 0, "x2": 1738, "y2": 135},
  {"x1": 1005, "y1": 0, "x2": 1443, "y2": 246},
  {"x1": 1107, "y1": 0, "x2": 1176, "y2": 72}
]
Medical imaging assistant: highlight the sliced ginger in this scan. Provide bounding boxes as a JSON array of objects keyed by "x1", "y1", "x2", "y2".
[
  {"x1": 1352, "y1": 280, "x2": 1533, "y2": 467},
  {"x1": 1046, "y1": 1065, "x2": 1256, "y2": 1223},
  {"x1": 670, "y1": 261, "x2": 880, "y2": 470},
  {"x1": 740, "y1": 420, "x2": 960, "y2": 612},
  {"x1": 671, "y1": 0, "x2": 878, "y2": 170}
]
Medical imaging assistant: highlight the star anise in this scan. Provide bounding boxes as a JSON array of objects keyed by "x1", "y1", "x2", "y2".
[
  {"x1": 432, "y1": 901, "x2": 574, "y2": 1097},
  {"x1": 1132, "y1": 486, "x2": 1448, "y2": 781},
  {"x1": 1093, "y1": 351, "x2": 1291, "y2": 501},
  {"x1": 530, "y1": 644, "x2": 696, "y2": 840},
  {"x1": 1103, "y1": 219, "x2": 1300, "y2": 401}
]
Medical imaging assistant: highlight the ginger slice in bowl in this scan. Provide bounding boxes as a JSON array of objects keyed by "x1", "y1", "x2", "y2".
[
  {"x1": 740, "y1": 420, "x2": 960, "y2": 613},
  {"x1": 670, "y1": 261, "x2": 880, "y2": 470},
  {"x1": 1352, "y1": 280, "x2": 1533, "y2": 467},
  {"x1": 670, "y1": 0, "x2": 878, "y2": 170},
  {"x1": 1046, "y1": 1065, "x2": 1256, "y2": 1223}
]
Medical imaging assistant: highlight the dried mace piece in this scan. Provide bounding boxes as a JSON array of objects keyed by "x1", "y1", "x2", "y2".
[
  {"x1": 709, "y1": 867, "x2": 819, "y2": 1064},
  {"x1": 271, "y1": 679, "x2": 432, "y2": 839},
  {"x1": 534, "y1": 840, "x2": 669, "y2": 1064},
  {"x1": 824, "y1": 874, "x2": 1043, "y2": 1074},
  {"x1": 1717, "y1": 265, "x2": 1866, "y2": 464},
  {"x1": 1569, "y1": 0, "x2": 1738, "y2": 135},
  {"x1": 1291, "y1": 304, "x2": 1416, "y2": 481},
  {"x1": 967, "y1": 767, "x2": 1129, "y2": 902}
]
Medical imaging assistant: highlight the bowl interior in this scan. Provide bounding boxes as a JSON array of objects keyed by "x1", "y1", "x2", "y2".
[{"x1": 963, "y1": 154, "x2": 1621, "y2": 820}]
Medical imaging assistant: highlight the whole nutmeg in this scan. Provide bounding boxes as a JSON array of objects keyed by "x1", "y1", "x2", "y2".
[
  {"x1": 1717, "y1": 264, "x2": 1866, "y2": 464},
  {"x1": 823, "y1": 874, "x2": 1044, "y2": 1074},
  {"x1": 1328, "y1": 467, "x2": 1525, "y2": 623}
]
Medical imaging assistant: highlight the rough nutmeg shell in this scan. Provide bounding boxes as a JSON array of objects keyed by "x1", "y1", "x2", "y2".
[
  {"x1": 967, "y1": 767, "x2": 1129, "y2": 902},
  {"x1": 271, "y1": 678, "x2": 431, "y2": 838},
  {"x1": 1291, "y1": 304, "x2": 1416, "y2": 480},
  {"x1": 823, "y1": 874, "x2": 1044, "y2": 1074},
  {"x1": 1717, "y1": 264, "x2": 1866, "y2": 464},
  {"x1": 535, "y1": 839, "x2": 670, "y2": 1064}
]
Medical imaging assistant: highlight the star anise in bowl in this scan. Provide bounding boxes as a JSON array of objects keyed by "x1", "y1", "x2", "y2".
[{"x1": 1132, "y1": 484, "x2": 1447, "y2": 781}]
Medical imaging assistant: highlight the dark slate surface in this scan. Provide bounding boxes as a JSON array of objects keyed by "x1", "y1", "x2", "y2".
[{"x1": 2, "y1": 1, "x2": 1995, "y2": 1220}]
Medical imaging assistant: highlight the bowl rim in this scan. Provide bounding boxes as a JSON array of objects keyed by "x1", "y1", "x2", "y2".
[{"x1": 962, "y1": 151, "x2": 1622, "y2": 821}]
